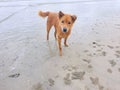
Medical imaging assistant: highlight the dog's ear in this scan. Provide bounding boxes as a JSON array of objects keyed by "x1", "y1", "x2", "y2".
[
  {"x1": 71, "y1": 15, "x2": 77, "y2": 22},
  {"x1": 59, "y1": 11, "x2": 64, "y2": 19}
]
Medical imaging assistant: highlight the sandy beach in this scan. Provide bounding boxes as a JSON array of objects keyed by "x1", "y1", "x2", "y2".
[{"x1": 0, "y1": 0, "x2": 120, "y2": 90}]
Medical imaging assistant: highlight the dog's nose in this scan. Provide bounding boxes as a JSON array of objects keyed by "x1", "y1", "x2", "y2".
[{"x1": 63, "y1": 28, "x2": 67, "y2": 32}]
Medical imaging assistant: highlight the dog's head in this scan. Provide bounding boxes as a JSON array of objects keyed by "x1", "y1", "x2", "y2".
[{"x1": 59, "y1": 11, "x2": 77, "y2": 33}]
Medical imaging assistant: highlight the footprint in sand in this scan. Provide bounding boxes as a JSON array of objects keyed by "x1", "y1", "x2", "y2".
[
  {"x1": 64, "y1": 73, "x2": 71, "y2": 85},
  {"x1": 8, "y1": 73, "x2": 20, "y2": 78},
  {"x1": 114, "y1": 53, "x2": 120, "y2": 58},
  {"x1": 116, "y1": 50, "x2": 120, "y2": 54},
  {"x1": 83, "y1": 50, "x2": 93, "y2": 57},
  {"x1": 71, "y1": 71, "x2": 85, "y2": 80},
  {"x1": 48, "y1": 78, "x2": 55, "y2": 86},
  {"x1": 109, "y1": 60, "x2": 116, "y2": 67},
  {"x1": 71, "y1": 65, "x2": 78, "y2": 70},
  {"x1": 90, "y1": 77, "x2": 104, "y2": 90},
  {"x1": 90, "y1": 77, "x2": 99, "y2": 85},
  {"x1": 107, "y1": 45, "x2": 114, "y2": 49},
  {"x1": 93, "y1": 41, "x2": 101, "y2": 47},
  {"x1": 113, "y1": 50, "x2": 120, "y2": 58},
  {"x1": 98, "y1": 85, "x2": 104, "y2": 90},
  {"x1": 107, "y1": 68, "x2": 112, "y2": 73},
  {"x1": 93, "y1": 41, "x2": 97, "y2": 44},
  {"x1": 88, "y1": 64, "x2": 93, "y2": 68},
  {"x1": 101, "y1": 51, "x2": 107, "y2": 56},
  {"x1": 92, "y1": 42, "x2": 97, "y2": 47},
  {"x1": 118, "y1": 68, "x2": 120, "y2": 72},
  {"x1": 83, "y1": 59, "x2": 91, "y2": 64},
  {"x1": 32, "y1": 83, "x2": 43, "y2": 90},
  {"x1": 63, "y1": 65, "x2": 79, "y2": 71}
]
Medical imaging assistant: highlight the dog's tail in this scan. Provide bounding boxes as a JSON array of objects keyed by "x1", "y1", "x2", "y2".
[{"x1": 38, "y1": 11, "x2": 49, "y2": 18}]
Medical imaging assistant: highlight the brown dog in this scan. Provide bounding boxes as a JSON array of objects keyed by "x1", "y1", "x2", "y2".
[{"x1": 39, "y1": 11, "x2": 77, "y2": 56}]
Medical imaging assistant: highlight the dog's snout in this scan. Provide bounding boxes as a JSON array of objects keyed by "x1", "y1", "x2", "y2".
[{"x1": 63, "y1": 28, "x2": 67, "y2": 32}]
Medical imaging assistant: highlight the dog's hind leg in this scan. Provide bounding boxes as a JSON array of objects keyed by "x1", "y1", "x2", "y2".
[
  {"x1": 54, "y1": 26, "x2": 57, "y2": 40},
  {"x1": 47, "y1": 21, "x2": 52, "y2": 40}
]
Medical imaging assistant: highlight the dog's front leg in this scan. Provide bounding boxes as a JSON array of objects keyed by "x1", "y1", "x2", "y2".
[
  {"x1": 58, "y1": 37, "x2": 62, "y2": 56},
  {"x1": 64, "y1": 37, "x2": 68, "y2": 47}
]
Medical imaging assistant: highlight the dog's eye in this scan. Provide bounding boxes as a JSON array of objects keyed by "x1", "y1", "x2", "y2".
[
  {"x1": 68, "y1": 22, "x2": 71, "y2": 24},
  {"x1": 61, "y1": 21, "x2": 64, "y2": 23}
]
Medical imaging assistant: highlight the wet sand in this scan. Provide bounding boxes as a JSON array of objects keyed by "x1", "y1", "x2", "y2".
[{"x1": 0, "y1": 0, "x2": 120, "y2": 90}]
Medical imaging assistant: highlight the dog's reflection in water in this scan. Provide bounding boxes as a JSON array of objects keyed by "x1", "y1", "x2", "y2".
[{"x1": 47, "y1": 40, "x2": 58, "y2": 56}]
